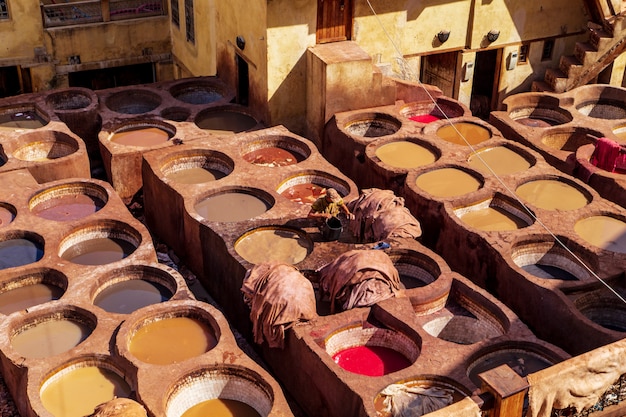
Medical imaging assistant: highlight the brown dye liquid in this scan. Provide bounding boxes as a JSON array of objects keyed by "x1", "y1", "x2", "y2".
[
  {"x1": 415, "y1": 168, "x2": 481, "y2": 197},
  {"x1": 40, "y1": 366, "x2": 131, "y2": 417},
  {"x1": 62, "y1": 237, "x2": 135, "y2": 265},
  {"x1": 436, "y1": 122, "x2": 491, "y2": 146},
  {"x1": 195, "y1": 193, "x2": 270, "y2": 222},
  {"x1": 165, "y1": 167, "x2": 225, "y2": 184},
  {"x1": 0, "y1": 283, "x2": 63, "y2": 315},
  {"x1": 129, "y1": 316, "x2": 217, "y2": 365},
  {"x1": 468, "y1": 146, "x2": 531, "y2": 175},
  {"x1": 235, "y1": 229, "x2": 310, "y2": 265},
  {"x1": 110, "y1": 127, "x2": 170, "y2": 147},
  {"x1": 181, "y1": 399, "x2": 261, "y2": 417},
  {"x1": 11, "y1": 319, "x2": 90, "y2": 358},
  {"x1": 374, "y1": 141, "x2": 436, "y2": 169},
  {"x1": 516, "y1": 179, "x2": 588, "y2": 211},
  {"x1": 0, "y1": 206, "x2": 14, "y2": 227},
  {"x1": 280, "y1": 182, "x2": 326, "y2": 204},
  {"x1": 244, "y1": 146, "x2": 301, "y2": 167},
  {"x1": 0, "y1": 111, "x2": 46, "y2": 130},
  {"x1": 575, "y1": 215, "x2": 626, "y2": 254},
  {"x1": 32, "y1": 194, "x2": 105, "y2": 221},
  {"x1": 196, "y1": 112, "x2": 257, "y2": 134},
  {"x1": 459, "y1": 206, "x2": 526, "y2": 231},
  {"x1": 94, "y1": 280, "x2": 171, "y2": 314}
]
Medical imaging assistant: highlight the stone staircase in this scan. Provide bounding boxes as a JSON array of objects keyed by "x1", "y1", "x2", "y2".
[{"x1": 532, "y1": 15, "x2": 626, "y2": 93}]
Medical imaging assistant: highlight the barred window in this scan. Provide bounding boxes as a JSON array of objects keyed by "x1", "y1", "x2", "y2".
[
  {"x1": 0, "y1": 0, "x2": 9, "y2": 20},
  {"x1": 170, "y1": 0, "x2": 179, "y2": 27},
  {"x1": 184, "y1": 0, "x2": 194, "y2": 43}
]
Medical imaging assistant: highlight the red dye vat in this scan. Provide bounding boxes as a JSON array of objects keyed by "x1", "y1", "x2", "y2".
[
  {"x1": 409, "y1": 114, "x2": 441, "y2": 124},
  {"x1": 280, "y1": 183, "x2": 326, "y2": 204},
  {"x1": 333, "y1": 346, "x2": 411, "y2": 376}
]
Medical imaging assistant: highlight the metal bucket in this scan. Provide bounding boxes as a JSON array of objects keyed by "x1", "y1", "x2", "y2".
[{"x1": 322, "y1": 216, "x2": 342, "y2": 241}]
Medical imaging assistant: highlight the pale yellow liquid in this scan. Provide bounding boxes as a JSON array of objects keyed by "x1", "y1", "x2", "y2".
[
  {"x1": 575, "y1": 215, "x2": 626, "y2": 254},
  {"x1": 11, "y1": 319, "x2": 90, "y2": 358},
  {"x1": 181, "y1": 398, "x2": 261, "y2": 417},
  {"x1": 374, "y1": 141, "x2": 436, "y2": 169},
  {"x1": 129, "y1": 316, "x2": 217, "y2": 365},
  {"x1": 516, "y1": 179, "x2": 588, "y2": 211},
  {"x1": 166, "y1": 167, "x2": 223, "y2": 184},
  {"x1": 415, "y1": 168, "x2": 481, "y2": 197},
  {"x1": 468, "y1": 146, "x2": 531, "y2": 175},
  {"x1": 235, "y1": 229, "x2": 311, "y2": 264},
  {"x1": 436, "y1": 122, "x2": 491, "y2": 146},
  {"x1": 40, "y1": 366, "x2": 131, "y2": 417},
  {"x1": 459, "y1": 206, "x2": 526, "y2": 231}
]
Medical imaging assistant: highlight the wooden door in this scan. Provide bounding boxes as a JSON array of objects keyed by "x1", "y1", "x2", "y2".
[
  {"x1": 316, "y1": 0, "x2": 352, "y2": 44},
  {"x1": 420, "y1": 52, "x2": 458, "y2": 98}
]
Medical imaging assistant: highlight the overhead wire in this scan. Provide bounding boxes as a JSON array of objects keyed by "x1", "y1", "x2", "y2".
[{"x1": 364, "y1": 0, "x2": 626, "y2": 305}]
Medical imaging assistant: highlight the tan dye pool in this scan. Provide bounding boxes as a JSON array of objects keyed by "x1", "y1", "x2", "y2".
[
  {"x1": 374, "y1": 141, "x2": 436, "y2": 169},
  {"x1": 436, "y1": 122, "x2": 491, "y2": 146},
  {"x1": 415, "y1": 168, "x2": 481, "y2": 197},
  {"x1": 235, "y1": 228, "x2": 311, "y2": 265},
  {"x1": 515, "y1": 179, "x2": 588, "y2": 211},
  {"x1": 574, "y1": 215, "x2": 626, "y2": 254},
  {"x1": 110, "y1": 127, "x2": 170, "y2": 147},
  {"x1": 467, "y1": 146, "x2": 531, "y2": 176}
]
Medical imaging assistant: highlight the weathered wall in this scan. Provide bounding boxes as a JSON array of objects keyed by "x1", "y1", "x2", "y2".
[
  {"x1": 170, "y1": 0, "x2": 216, "y2": 77},
  {"x1": 0, "y1": 0, "x2": 44, "y2": 65}
]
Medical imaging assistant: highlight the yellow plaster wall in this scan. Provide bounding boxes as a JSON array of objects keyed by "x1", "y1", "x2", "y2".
[
  {"x1": 170, "y1": 0, "x2": 216, "y2": 76},
  {"x1": 0, "y1": 0, "x2": 45, "y2": 63}
]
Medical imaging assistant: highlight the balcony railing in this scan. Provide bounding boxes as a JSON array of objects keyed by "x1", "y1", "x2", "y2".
[{"x1": 41, "y1": 0, "x2": 165, "y2": 28}]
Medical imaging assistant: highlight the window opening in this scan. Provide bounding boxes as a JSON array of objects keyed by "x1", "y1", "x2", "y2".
[
  {"x1": 171, "y1": 0, "x2": 179, "y2": 27},
  {"x1": 184, "y1": 0, "x2": 194, "y2": 43}
]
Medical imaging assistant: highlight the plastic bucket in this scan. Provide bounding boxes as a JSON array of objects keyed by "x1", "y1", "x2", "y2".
[{"x1": 322, "y1": 216, "x2": 342, "y2": 241}]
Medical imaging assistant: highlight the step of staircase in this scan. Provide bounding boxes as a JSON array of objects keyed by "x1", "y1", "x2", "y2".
[
  {"x1": 589, "y1": 28, "x2": 614, "y2": 50},
  {"x1": 558, "y1": 55, "x2": 584, "y2": 78},
  {"x1": 545, "y1": 68, "x2": 568, "y2": 93},
  {"x1": 531, "y1": 80, "x2": 553, "y2": 93},
  {"x1": 573, "y1": 41, "x2": 599, "y2": 66}
]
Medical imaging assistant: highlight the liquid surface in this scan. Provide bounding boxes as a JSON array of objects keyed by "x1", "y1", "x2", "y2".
[
  {"x1": 521, "y1": 264, "x2": 578, "y2": 280},
  {"x1": 409, "y1": 114, "x2": 441, "y2": 123},
  {"x1": 0, "y1": 206, "x2": 15, "y2": 227},
  {"x1": 0, "y1": 111, "x2": 46, "y2": 130},
  {"x1": 244, "y1": 146, "x2": 302, "y2": 167},
  {"x1": 181, "y1": 398, "x2": 261, "y2": 417},
  {"x1": 374, "y1": 141, "x2": 436, "y2": 169},
  {"x1": 129, "y1": 316, "x2": 217, "y2": 365},
  {"x1": 40, "y1": 366, "x2": 131, "y2": 417},
  {"x1": 280, "y1": 182, "x2": 326, "y2": 204},
  {"x1": 516, "y1": 179, "x2": 588, "y2": 211},
  {"x1": 94, "y1": 280, "x2": 171, "y2": 314},
  {"x1": 415, "y1": 168, "x2": 481, "y2": 197},
  {"x1": 333, "y1": 345, "x2": 411, "y2": 376},
  {"x1": 235, "y1": 229, "x2": 311, "y2": 265},
  {"x1": 515, "y1": 117, "x2": 555, "y2": 128},
  {"x1": 467, "y1": 146, "x2": 531, "y2": 176},
  {"x1": 61, "y1": 237, "x2": 135, "y2": 265},
  {"x1": 575, "y1": 216, "x2": 626, "y2": 254},
  {"x1": 11, "y1": 319, "x2": 90, "y2": 358},
  {"x1": 436, "y1": 122, "x2": 491, "y2": 146},
  {"x1": 459, "y1": 206, "x2": 526, "y2": 231},
  {"x1": 195, "y1": 193, "x2": 270, "y2": 222},
  {"x1": 110, "y1": 127, "x2": 170, "y2": 147},
  {"x1": 0, "y1": 238, "x2": 44, "y2": 270},
  {"x1": 165, "y1": 167, "x2": 225, "y2": 184},
  {"x1": 0, "y1": 283, "x2": 63, "y2": 315},
  {"x1": 196, "y1": 111, "x2": 257, "y2": 134},
  {"x1": 32, "y1": 194, "x2": 105, "y2": 221}
]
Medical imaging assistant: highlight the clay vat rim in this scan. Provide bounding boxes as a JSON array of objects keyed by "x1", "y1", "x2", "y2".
[
  {"x1": 365, "y1": 136, "x2": 442, "y2": 171},
  {"x1": 398, "y1": 97, "x2": 466, "y2": 120},
  {"x1": 276, "y1": 169, "x2": 351, "y2": 197},
  {"x1": 340, "y1": 111, "x2": 403, "y2": 139},
  {"x1": 233, "y1": 225, "x2": 314, "y2": 265},
  {"x1": 0, "y1": 201, "x2": 17, "y2": 225},
  {"x1": 466, "y1": 142, "x2": 538, "y2": 172},
  {"x1": 514, "y1": 174, "x2": 593, "y2": 207},
  {"x1": 240, "y1": 134, "x2": 312, "y2": 165},
  {"x1": 572, "y1": 84, "x2": 626, "y2": 102},
  {"x1": 160, "y1": 106, "x2": 192, "y2": 122},
  {"x1": 159, "y1": 148, "x2": 235, "y2": 180},
  {"x1": 57, "y1": 220, "x2": 142, "y2": 262},
  {"x1": 165, "y1": 364, "x2": 274, "y2": 417},
  {"x1": 104, "y1": 88, "x2": 163, "y2": 114},
  {"x1": 119, "y1": 302, "x2": 223, "y2": 366},
  {"x1": 573, "y1": 291, "x2": 626, "y2": 333},
  {"x1": 373, "y1": 374, "x2": 472, "y2": 407},
  {"x1": 506, "y1": 103, "x2": 573, "y2": 126},
  {"x1": 192, "y1": 186, "x2": 275, "y2": 222},
  {"x1": 12, "y1": 130, "x2": 80, "y2": 161},
  {"x1": 28, "y1": 181, "x2": 109, "y2": 219},
  {"x1": 386, "y1": 248, "x2": 442, "y2": 287},
  {"x1": 539, "y1": 126, "x2": 603, "y2": 152},
  {"x1": 502, "y1": 91, "x2": 562, "y2": 108},
  {"x1": 168, "y1": 79, "x2": 229, "y2": 105},
  {"x1": 0, "y1": 145, "x2": 7, "y2": 166},
  {"x1": 409, "y1": 164, "x2": 485, "y2": 199},
  {"x1": 45, "y1": 88, "x2": 97, "y2": 112},
  {"x1": 90, "y1": 264, "x2": 180, "y2": 313},
  {"x1": 324, "y1": 323, "x2": 421, "y2": 365},
  {"x1": 0, "y1": 103, "x2": 50, "y2": 126},
  {"x1": 452, "y1": 192, "x2": 535, "y2": 231},
  {"x1": 0, "y1": 267, "x2": 68, "y2": 314}
]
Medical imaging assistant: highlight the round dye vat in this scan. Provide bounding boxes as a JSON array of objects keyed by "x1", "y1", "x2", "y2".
[
  {"x1": 129, "y1": 316, "x2": 217, "y2": 365},
  {"x1": 196, "y1": 111, "x2": 257, "y2": 134},
  {"x1": 332, "y1": 345, "x2": 411, "y2": 376},
  {"x1": 468, "y1": 350, "x2": 553, "y2": 387},
  {"x1": 374, "y1": 141, "x2": 436, "y2": 169},
  {"x1": 415, "y1": 168, "x2": 481, "y2": 197},
  {"x1": 459, "y1": 206, "x2": 527, "y2": 232},
  {"x1": 0, "y1": 110, "x2": 46, "y2": 130},
  {"x1": 61, "y1": 237, "x2": 136, "y2": 265},
  {"x1": 436, "y1": 122, "x2": 491, "y2": 146},
  {"x1": 41, "y1": 365, "x2": 131, "y2": 417},
  {"x1": 181, "y1": 399, "x2": 261, "y2": 417},
  {"x1": 12, "y1": 319, "x2": 90, "y2": 358},
  {"x1": 409, "y1": 114, "x2": 441, "y2": 123},
  {"x1": 515, "y1": 117, "x2": 555, "y2": 128},
  {"x1": 235, "y1": 228, "x2": 311, "y2": 265},
  {"x1": 516, "y1": 179, "x2": 589, "y2": 211},
  {"x1": 280, "y1": 182, "x2": 326, "y2": 204},
  {"x1": 195, "y1": 192, "x2": 270, "y2": 222},
  {"x1": 32, "y1": 194, "x2": 105, "y2": 222},
  {"x1": 94, "y1": 280, "x2": 172, "y2": 314},
  {"x1": 575, "y1": 216, "x2": 626, "y2": 254},
  {"x1": 0, "y1": 205, "x2": 15, "y2": 227},
  {"x1": 468, "y1": 146, "x2": 531, "y2": 176},
  {"x1": 0, "y1": 238, "x2": 44, "y2": 270},
  {"x1": 521, "y1": 264, "x2": 578, "y2": 280},
  {"x1": 243, "y1": 146, "x2": 302, "y2": 167},
  {"x1": 110, "y1": 126, "x2": 170, "y2": 147},
  {"x1": 165, "y1": 166, "x2": 226, "y2": 184},
  {"x1": 0, "y1": 283, "x2": 63, "y2": 315}
]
